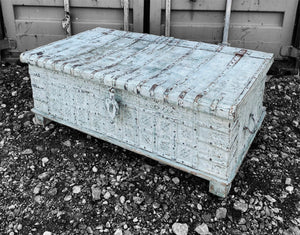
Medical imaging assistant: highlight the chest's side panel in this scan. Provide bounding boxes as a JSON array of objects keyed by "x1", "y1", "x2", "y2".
[
  {"x1": 29, "y1": 65, "x2": 235, "y2": 181},
  {"x1": 226, "y1": 74, "x2": 267, "y2": 182}
]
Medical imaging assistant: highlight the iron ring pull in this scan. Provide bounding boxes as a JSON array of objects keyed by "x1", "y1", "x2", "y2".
[
  {"x1": 105, "y1": 88, "x2": 119, "y2": 120},
  {"x1": 243, "y1": 113, "x2": 256, "y2": 134}
]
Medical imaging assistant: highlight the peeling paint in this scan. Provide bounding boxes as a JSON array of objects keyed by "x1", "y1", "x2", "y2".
[{"x1": 21, "y1": 27, "x2": 274, "y2": 197}]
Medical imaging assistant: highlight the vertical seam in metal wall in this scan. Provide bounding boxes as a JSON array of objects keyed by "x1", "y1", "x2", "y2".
[
  {"x1": 292, "y1": 0, "x2": 300, "y2": 48},
  {"x1": 144, "y1": 0, "x2": 150, "y2": 33},
  {"x1": 222, "y1": 0, "x2": 232, "y2": 46},
  {"x1": 0, "y1": 1, "x2": 3, "y2": 39},
  {"x1": 165, "y1": 0, "x2": 171, "y2": 37},
  {"x1": 63, "y1": 0, "x2": 72, "y2": 37},
  {"x1": 123, "y1": 0, "x2": 130, "y2": 31}
]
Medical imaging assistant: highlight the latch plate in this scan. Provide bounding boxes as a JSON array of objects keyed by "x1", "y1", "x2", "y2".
[
  {"x1": 0, "y1": 38, "x2": 17, "y2": 50},
  {"x1": 280, "y1": 46, "x2": 300, "y2": 59}
]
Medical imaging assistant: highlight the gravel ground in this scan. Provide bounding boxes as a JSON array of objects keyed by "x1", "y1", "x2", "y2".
[{"x1": 0, "y1": 62, "x2": 299, "y2": 235}]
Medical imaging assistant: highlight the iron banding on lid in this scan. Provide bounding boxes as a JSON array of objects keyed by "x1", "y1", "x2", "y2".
[
  {"x1": 137, "y1": 44, "x2": 200, "y2": 95},
  {"x1": 162, "y1": 44, "x2": 224, "y2": 104},
  {"x1": 190, "y1": 49, "x2": 248, "y2": 107},
  {"x1": 121, "y1": 37, "x2": 179, "y2": 91}
]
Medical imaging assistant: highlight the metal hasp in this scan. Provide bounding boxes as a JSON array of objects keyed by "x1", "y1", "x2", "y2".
[
  {"x1": 20, "y1": 27, "x2": 274, "y2": 197},
  {"x1": 105, "y1": 88, "x2": 119, "y2": 121}
]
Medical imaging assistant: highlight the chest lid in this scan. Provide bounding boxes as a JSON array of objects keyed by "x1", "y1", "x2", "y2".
[{"x1": 20, "y1": 27, "x2": 274, "y2": 120}]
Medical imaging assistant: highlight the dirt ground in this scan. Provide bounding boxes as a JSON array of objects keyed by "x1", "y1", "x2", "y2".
[{"x1": 0, "y1": 61, "x2": 299, "y2": 235}]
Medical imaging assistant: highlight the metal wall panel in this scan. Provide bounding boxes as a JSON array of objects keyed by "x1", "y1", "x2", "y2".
[
  {"x1": 292, "y1": 3, "x2": 300, "y2": 49},
  {"x1": 150, "y1": 0, "x2": 298, "y2": 57},
  {"x1": 0, "y1": 14, "x2": 2, "y2": 41},
  {"x1": 0, "y1": 0, "x2": 144, "y2": 53}
]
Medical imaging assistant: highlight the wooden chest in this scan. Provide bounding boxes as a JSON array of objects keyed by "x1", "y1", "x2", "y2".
[{"x1": 20, "y1": 27, "x2": 273, "y2": 197}]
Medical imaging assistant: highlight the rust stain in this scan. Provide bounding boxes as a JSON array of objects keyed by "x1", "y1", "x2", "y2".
[
  {"x1": 229, "y1": 105, "x2": 236, "y2": 119},
  {"x1": 61, "y1": 59, "x2": 80, "y2": 70},
  {"x1": 194, "y1": 93, "x2": 203, "y2": 103},
  {"x1": 216, "y1": 45, "x2": 224, "y2": 52},
  {"x1": 123, "y1": 41, "x2": 179, "y2": 89},
  {"x1": 71, "y1": 64, "x2": 81, "y2": 69},
  {"x1": 51, "y1": 59, "x2": 63, "y2": 64},
  {"x1": 178, "y1": 90, "x2": 188, "y2": 100},
  {"x1": 227, "y1": 49, "x2": 248, "y2": 66},
  {"x1": 149, "y1": 84, "x2": 159, "y2": 96},
  {"x1": 163, "y1": 87, "x2": 173, "y2": 101},
  {"x1": 137, "y1": 44, "x2": 199, "y2": 91},
  {"x1": 235, "y1": 49, "x2": 247, "y2": 57}
]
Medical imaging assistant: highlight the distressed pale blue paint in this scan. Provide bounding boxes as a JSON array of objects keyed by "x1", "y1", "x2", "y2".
[{"x1": 20, "y1": 27, "x2": 274, "y2": 197}]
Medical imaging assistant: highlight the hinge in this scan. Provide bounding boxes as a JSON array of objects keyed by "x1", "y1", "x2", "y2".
[
  {"x1": 0, "y1": 38, "x2": 17, "y2": 50},
  {"x1": 280, "y1": 46, "x2": 300, "y2": 59}
]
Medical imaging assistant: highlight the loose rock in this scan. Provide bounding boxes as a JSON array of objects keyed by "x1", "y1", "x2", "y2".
[
  {"x1": 21, "y1": 149, "x2": 33, "y2": 155},
  {"x1": 133, "y1": 196, "x2": 144, "y2": 204},
  {"x1": 104, "y1": 191, "x2": 111, "y2": 200},
  {"x1": 195, "y1": 223, "x2": 211, "y2": 235},
  {"x1": 41, "y1": 157, "x2": 49, "y2": 166},
  {"x1": 38, "y1": 172, "x2": 50, "y2": 180},
  {"x1": 120, "y1": 196, "x2": 125, "y2": 204},
  {"x1": 233, "y1": 201, "x2": 248, "y2": 212},
  {"x1": 48, "y1": 188, "x2": 58, "y2": 196},
  {"x1": 172, "y1": 177, "x2": 180, "y2": 185},
  {"x1": 216, "y1": 207, "x2": 227, "y2": 220},
  {"x1": 285, "y1": 178, "x2": 292, "y2": 185},
  {"x1": 17, "y1": 224, "x2": 22, "y2": 230},
  {"x1": 86, "y1": 226, "x2": 93, "y2": 234},
  {"x1": 92, "y1": 166, "x2": 98, "y2": 173},
  {"x1": 64, "y1": 195, "x2": 72, "y2": 201},
  {"x1": 91, "y1": 185, "x2": 102, "y2": 201},
  {"x1": 114, "y1": 228, "x2": 123, "y2": 235},
  {"x1": 63, "y1": 140, "x2": 71, "y2": 147},
  {"x1": 172, "y1": 223, "x2": 189, "y2": 235},
  {"x1": 34, "y1": 195, "x2": 43, "y2": 204},
  {"x1": 238, "y1": 218, "x2": 246, "y2": 225},
  {"x1": 33, "y1": 184, "x2": 42, "y2": 195},
  {"x1": 286, "y1": 186, "x2": 294, "y2": 193},
  {"x1": 265, "y1": 195, "x2": 276, "y2": 203},
  {"x1": 72, "y1": 185, "x2": 81, "y2": 194}
]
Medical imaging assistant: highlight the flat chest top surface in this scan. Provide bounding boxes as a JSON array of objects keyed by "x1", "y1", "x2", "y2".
[{"x1": 20, "y1": 27, "x2": 274, "y2": 118}]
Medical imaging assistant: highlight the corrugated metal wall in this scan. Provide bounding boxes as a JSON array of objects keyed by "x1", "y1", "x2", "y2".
[
  {"x1": 0, "y1": 0, "x2": 299, "y2": 58},
  {"x1": 293, "y1": 2, "x2": 300, "y2": 49},
  {"x1": 0, "y1": 0, "x2": 144, "y2": 53},
  {"x1": 149, "y1": 0, "x2": 298, "y2": 57}
]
